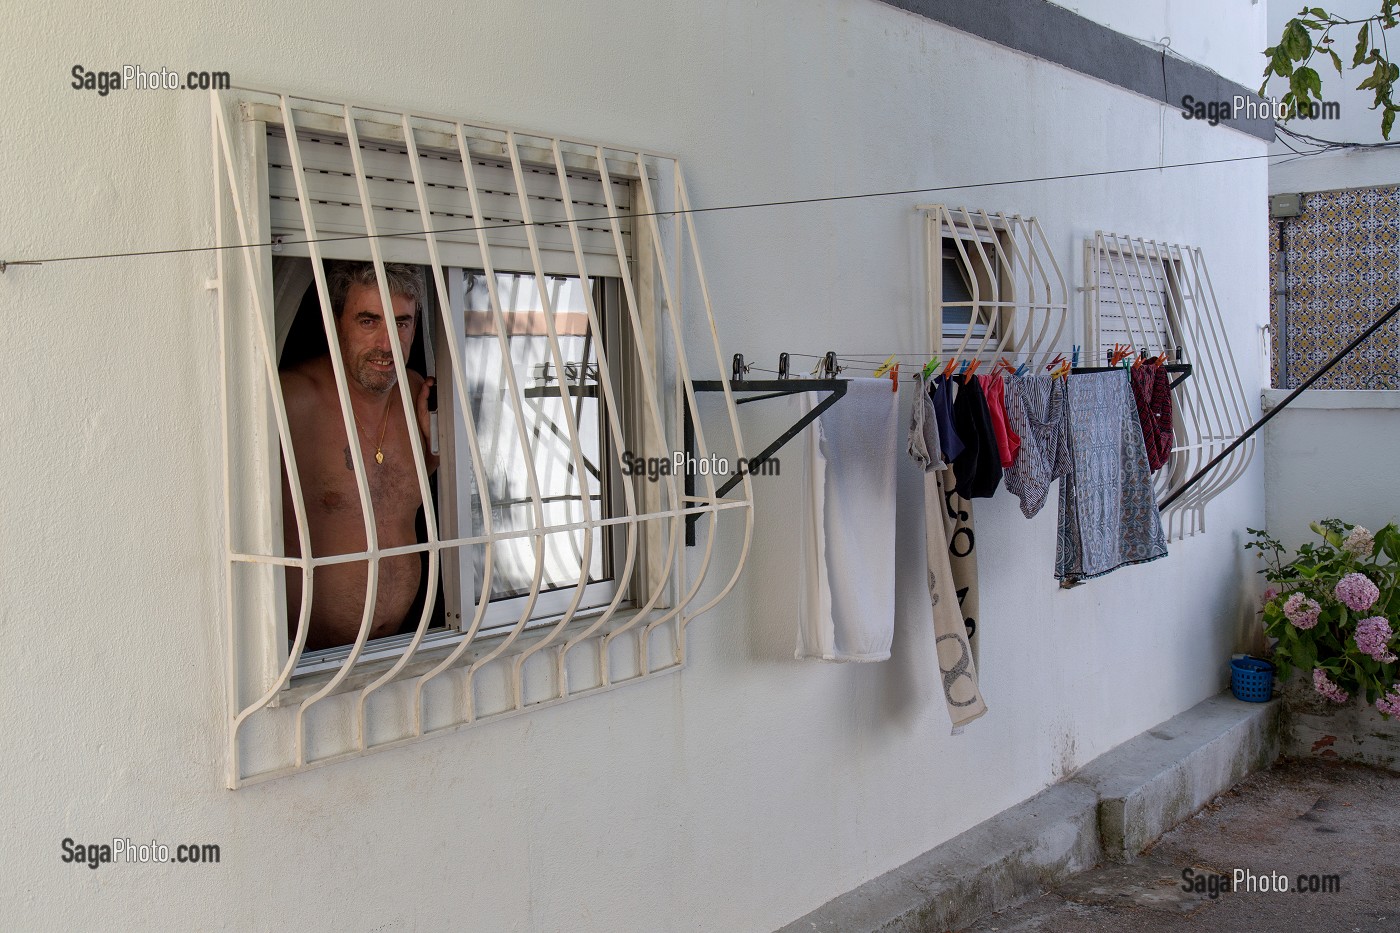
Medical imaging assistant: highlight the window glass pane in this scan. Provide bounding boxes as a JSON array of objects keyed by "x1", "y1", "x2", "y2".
[
  {"x1": 941, "y1": 247, "x2": 995, "y2": 338},
  {"x1": 942, "y1": 253, "x2": 975, "y2": 327},
  {"x1": 460, "y1": 271, "x2": 609, "y2": 602}
]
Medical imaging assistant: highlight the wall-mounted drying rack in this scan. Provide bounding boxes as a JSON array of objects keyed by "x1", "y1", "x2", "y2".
[
  {"x1": 682, "y1": 349, "x2": 1194, "y2": 545},
  {"x1": 685, "y1": 352, "x2": 845, "y2": 545}
]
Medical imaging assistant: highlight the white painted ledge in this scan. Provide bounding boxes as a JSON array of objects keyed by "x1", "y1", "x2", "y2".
[{"x1": 1262, "y1": 388, "x2": 1400, "y2": 412}]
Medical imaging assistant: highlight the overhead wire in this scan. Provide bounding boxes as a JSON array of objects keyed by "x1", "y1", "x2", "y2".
[{"x1": 2, "y1": 145, "x2": 1332, "y2": 270}]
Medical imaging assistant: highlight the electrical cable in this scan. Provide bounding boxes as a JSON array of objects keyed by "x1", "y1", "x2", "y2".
[{"x1": 1, "y1": 146, "x2": 1332, "y2": 270}]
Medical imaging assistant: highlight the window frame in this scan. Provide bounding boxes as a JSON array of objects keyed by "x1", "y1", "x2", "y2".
[
  {"x1": 274, "y1": 262, "x2": 635, "y2": 678},
  {"x1": 938, "y1": 240, "x2": 1003, "y2": 348},
  {"x1": 1084, "y1": 237, "x2": 1182, "y2": 360},
  {"x1": 440, "y1": 267, "x2": 630, "y2": 636}
]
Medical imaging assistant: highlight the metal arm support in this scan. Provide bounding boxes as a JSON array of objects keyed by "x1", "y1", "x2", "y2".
[{"x1": 684, "y1": 379, "x2": 848, "y2": 545}]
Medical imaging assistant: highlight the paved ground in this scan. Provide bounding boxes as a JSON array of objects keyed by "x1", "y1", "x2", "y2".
[{"x1": 958, "y1": 758, "x2": 1400, "y2": 933}]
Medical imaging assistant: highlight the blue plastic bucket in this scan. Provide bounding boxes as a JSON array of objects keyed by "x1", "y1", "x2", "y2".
[{"x1": 1230, "y1": 656, "x2": 1275, "y2": 703}]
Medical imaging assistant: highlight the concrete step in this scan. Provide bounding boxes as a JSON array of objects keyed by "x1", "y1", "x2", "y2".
[
  {"x1": 775, "y1": 692, "x2": 1280, "y2": 933},
  {"x1": 1072, "y1": 692, "x2": 1281, "y2": 862}
]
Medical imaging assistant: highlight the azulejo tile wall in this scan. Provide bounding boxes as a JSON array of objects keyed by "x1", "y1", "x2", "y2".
[{"x1": 1270, "y1": 185, "x2": 1400, "y2": 389}]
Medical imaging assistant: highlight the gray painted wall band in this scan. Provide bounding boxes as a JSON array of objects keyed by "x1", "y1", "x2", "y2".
[{"x1": 879, "y1": 0, "x2": 1275, "y2": 142}]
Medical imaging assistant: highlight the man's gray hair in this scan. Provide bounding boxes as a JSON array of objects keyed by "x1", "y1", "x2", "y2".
[{"x1": 328, "y1": 261, "x2": 423, "y2": 317}]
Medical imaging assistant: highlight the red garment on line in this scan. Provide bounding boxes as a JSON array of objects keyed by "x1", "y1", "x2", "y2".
[
  {"x1": 1130, "y1": 363, "x2": 1173, "y2": 471},
  {"x1": 977, "y1": 374, "x2": 1020, "y2": 469}
]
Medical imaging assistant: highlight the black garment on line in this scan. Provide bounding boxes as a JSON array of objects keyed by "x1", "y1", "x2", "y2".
[{"x1": 951, "y1": 374, "x2": 1003, "y2": 499}]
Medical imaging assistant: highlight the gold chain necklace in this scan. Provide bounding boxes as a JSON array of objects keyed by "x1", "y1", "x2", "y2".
[{"x1": 356, "y1": 400, "x2": 392, "y2": 465}]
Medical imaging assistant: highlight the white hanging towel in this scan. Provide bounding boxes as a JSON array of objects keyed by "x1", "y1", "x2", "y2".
[{"x1": 795, "y1": 377, "x2": 900, "y2": 662}]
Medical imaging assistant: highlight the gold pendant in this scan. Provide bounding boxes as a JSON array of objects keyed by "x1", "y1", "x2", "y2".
[{"x1": 375, "y1": 450, "x2": 384, "y2": 464}]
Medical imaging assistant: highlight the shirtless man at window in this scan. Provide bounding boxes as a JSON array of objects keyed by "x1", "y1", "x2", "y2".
[{"x1": 281, "y1": 262, "x2": 438, "y2": 652}]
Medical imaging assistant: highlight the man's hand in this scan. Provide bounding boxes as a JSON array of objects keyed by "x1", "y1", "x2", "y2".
[{"x1": 415, "y1": 375, "x2": 436, "y2": 451}]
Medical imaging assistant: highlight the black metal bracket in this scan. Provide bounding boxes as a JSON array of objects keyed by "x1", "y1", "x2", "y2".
[
  {"x1": 684, "y1": 353, "x2": 848, "y2": 545},
  {"x1": 1070, "y1": 362, "x2": 1193, "y2": 389},
  {"x1": 1067, "y1": 346, "x2": 1193, "y2": 387}
]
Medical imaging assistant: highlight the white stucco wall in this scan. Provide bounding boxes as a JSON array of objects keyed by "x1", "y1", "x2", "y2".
[
  {"x1": 1263, "y1": 389, "x2": 1400, "y2": 553},
  {"x1": 1, "y1": 1, "x2": 1268, "y2": 930},
  {"x1": 1265, "y1": 0, "x2": 1400, "y2": 194}
]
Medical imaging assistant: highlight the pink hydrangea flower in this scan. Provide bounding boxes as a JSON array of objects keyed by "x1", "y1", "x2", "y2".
[
  {"x1": 1313, "y1": 668, "x2": 1350, "y2": 704},
  {"x1": 1283, "y1": 592, "x2": 1321, "y2": 630},
  {"x1": 1354, "y1": 616, "x2": 1397, "y2": 663},
  {"x1": 1261, "y1": 586, "x2": 1279, "y2": 608},
  {"x1": 1334, "y1": 573, "x2": 1380, "y2": 612},
  {"x1": 1344, "y1": 526, "x2": 1375, "y2": 559},
  {"x1": 1377, "y1": 689, "x2": 1400, "y2": 718}
]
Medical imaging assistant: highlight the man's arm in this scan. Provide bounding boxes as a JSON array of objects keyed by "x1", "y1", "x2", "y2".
[
  {"x1": 410, "y1": 372, "x2": 441, "y2": 475},
  {"x1": 277, "y1": 367, "x2": 318, "y2": 558}
]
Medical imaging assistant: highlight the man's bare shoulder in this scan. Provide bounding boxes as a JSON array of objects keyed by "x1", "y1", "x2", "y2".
[{"x1": 279, "y1": 357, "x2": 333, "y2": 416}]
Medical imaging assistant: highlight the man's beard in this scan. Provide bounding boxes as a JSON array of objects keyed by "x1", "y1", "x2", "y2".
[{"x1": 353, "y1": 354, "x2": 398, "y2": 393}]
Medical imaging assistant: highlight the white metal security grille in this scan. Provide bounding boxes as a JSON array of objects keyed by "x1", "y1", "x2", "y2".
[
  {"x1": 921, "y1": 205, "x2": 1070, "y2": 365},
  {"x1": 1084, "y1": 234, "x2": 1254, "y2": 539},
  {"x1": 212, "y1": 89, "x2": 752, "y2": 787}
]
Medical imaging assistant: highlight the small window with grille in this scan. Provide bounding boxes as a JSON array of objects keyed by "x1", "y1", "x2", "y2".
[
  {"x1": 923, "y1": 205, "x2": 1069, "y2": 364},
  {"x1": 1084, "y1": 233, "x2": 1254, "y2": 539}
]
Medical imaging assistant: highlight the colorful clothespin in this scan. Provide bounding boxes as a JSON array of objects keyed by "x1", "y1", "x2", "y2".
[
  {"x1": 1071, "y1": 344, "x2": 1081, "y2": 366},
  {"x1": 872, "y1": 355, "x2": 896, "y2": 378},
  {"x1": 888, "y1": 362, "x2": 900, "y2": 392},
  {"x1": 922, "y1": 356, "x2": 942, "y2": 378},
  {"x1": 944, "y1": 357, "x2": 959, "y2": 377},
  {"x1": 965, "y1": 359, "x2": 981, "y2": 376}
]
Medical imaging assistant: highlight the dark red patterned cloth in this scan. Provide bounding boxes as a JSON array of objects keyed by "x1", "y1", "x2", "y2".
[
  {"x1": 978, "y1": 374, "x2": 1021, "y2": 469},
  {"x1": 1130, "y1": 363, "x2": 1173, "y2": 472}
]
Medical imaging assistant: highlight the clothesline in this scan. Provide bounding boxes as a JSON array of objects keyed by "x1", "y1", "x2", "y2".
[{"x1": 728, "y1": 349, "x2": 1188, "y2": 380}]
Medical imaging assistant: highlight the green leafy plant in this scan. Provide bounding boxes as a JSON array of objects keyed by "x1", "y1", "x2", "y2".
[
  {"x1": 1261, "y1": 3, "x2": 1400, "y2": 137},
  {"x1": 1247, "y1": 520, "x2": 1400, "y2": 716}
]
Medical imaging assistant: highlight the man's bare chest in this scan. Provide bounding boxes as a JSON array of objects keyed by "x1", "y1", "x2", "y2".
[
  {"x1": 331, "y1": 449, "x2": 422, "y2": 515},
  {"x1": 296, "y1": 418, "x2": 424, "y2": 521}
]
